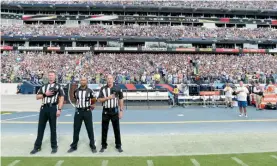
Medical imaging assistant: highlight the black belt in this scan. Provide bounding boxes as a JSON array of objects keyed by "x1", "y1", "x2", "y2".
[
  {"x1": 43, "y1": 103, "x2": 57, "y2": 107},
  {"x1": 103, "y1": 107, "x2": 119, "y2": 113},
  {"x1": 77, "y1": 107, "x2": 90, "y2": 111},
  {"x1": 103, "y1": 107, "x2": 117, "y2": 110}
]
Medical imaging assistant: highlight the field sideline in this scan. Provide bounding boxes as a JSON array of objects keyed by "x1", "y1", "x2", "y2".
[
  {"x1": 2, "y1": 106, "x2": 277, "y2": 166},
  {"x1": 2, "y1": 152, "x2": 277, "y2": 166}
]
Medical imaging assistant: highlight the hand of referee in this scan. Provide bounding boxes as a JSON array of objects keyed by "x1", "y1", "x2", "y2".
[
  {"x1": 118, "y1": 111, "x2": 123, "y2": 119},
  {"x1": 45, "y1": 90, "x2": 54, "y2": 96},
  {"x1": 56, "y1": 110, "x2": 61, "y2": 117},
  {"x1": 107, "y1": 94, "x2": 115, "y2": 100},
  {"x1": 90, "y1": 104, "x2": 96, "y2": 111}
]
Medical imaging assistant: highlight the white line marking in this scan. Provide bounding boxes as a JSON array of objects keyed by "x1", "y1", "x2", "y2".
[
  {"x1": 101, "y1": 160, "x2": 109, "y2": 166},
  {"x1": 65, "y1": 114, "x2": 72, "y2": 117},
  {"x1": 1, "y1": 109, "x2": 71, "y2": 121},
  {"x1": 1, "y1": 113, "x2": 12, "y2": 115},
  {"x1": 55, "y1": 160, "x2": 64, "y2": 166},
  {"x1": 190, "y1": 158, "x2": 200, "y2": 166},
  {"x1": 2, "y1": 114, "x2": 39, "y2": 121},
  {"x1": 177, "y1": 114, "x2": 184, "y2": 116},
  {"x1": 8, "y1": 160, "x2": 21, "y2": 166},
  {"x1": 231, "y1": 157, "x2": 248, "y2": 166},
  {"x1": 147, "y1": 160, "x2": 154, "y2": 166},
  {"x1": 3, "y1": 118, "x2": 277, "y2": 124},
  {"x1": 271, "y1": 155, "x2": 277, "y2": 160}
]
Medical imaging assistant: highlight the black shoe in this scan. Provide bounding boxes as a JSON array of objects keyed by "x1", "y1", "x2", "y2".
[
  {"x1": 51, "y1": 148, "x2": 58, "y2": 154},
  {"x1": 91, "y1": 148, "x2": 97, "y2": 153},
  {"x1": 99, "y1": 147, "x2": 106, "y2": 153},
  {"x1": 116, "y1": 147, "x2": 123, "y2": 153},
  {"x1": 30, "y1": 148, "x2": 40, "y2": 154},
  {"x1": 67, "y1": 148, "x2": 77, "y2": 153}
]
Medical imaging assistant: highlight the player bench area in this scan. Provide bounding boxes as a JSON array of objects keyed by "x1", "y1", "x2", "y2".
[{"x1": 173, "y1": 91, "x2": 277, "y2": 109}]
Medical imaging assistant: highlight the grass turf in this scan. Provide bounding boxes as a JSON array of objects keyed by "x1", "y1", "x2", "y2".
[{"x1": 2, "y1": 152, "x2": 277, "y2": 166}]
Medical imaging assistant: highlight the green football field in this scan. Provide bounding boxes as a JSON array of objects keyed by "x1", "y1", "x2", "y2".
[{"x1": 2, "y1": 152, "x2": 277, "y2": 166}]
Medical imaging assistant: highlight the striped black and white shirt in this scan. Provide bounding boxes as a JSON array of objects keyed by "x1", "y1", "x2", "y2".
[
  {"x1": 98, "y1": 85, "x2": 123, "y2": 109},
  {"x1": 37, "y1": 82, "x2": 65, "y2": 104},
  {"x1": 74, "y1": 87, "x2": 95, "y2": 109}
]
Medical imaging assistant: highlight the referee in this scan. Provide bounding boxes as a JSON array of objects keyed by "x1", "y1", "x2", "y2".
[
  {"x1": 97, "y1": 74, "x2": 124, "y2": 153},
  {"x1": 68, "y1": 77, "x2": 97, "y2": 153},
  {"x1": 30, "y1": 71, "x2": 65, "y2": 154}
]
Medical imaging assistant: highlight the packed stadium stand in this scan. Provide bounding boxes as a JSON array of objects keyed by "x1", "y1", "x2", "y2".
[
  {"x1": 1, "y1": 52, "x2": 277, "y2": 85},
  {"x1": 1, "y1": 24, "x2": 277, "y2": 40},
  {"x1": 1, "y1": 0, "x2": 277, "y2": 85},
  {"x1": 1, "y1": 0, "x2": 277, "y2": 9}
]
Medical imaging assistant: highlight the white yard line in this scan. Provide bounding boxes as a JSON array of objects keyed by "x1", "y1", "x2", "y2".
[
  {"x1": 231, "y1": 157, "x2": 248, "y2": 166},
  {"x1": 270, "y1": 155, "x2": 277, "y2": 160},
  {"x1": 7, "y1": 160, "x2": 21, "y2": 166},
  {"x1": 1, "y1": 113, "x2": 12, "y2": 115},
  {"x1": 190, "y1": 158, "x2": 200, "y2": 166},
  {"x1": 2, "y1": 109, "x2": 71, "y2": 121},
  {"x1": 2, "y1": 114, "x2": 39, "y2": 121},
  {"x1": 147, "y1": 160, "x2": 154, "y2": 166},
  {"x1": 55, "y1": 160, "x2": 64, "y2": 166},
  {"x1": 101, "y1": 160, "x2": 109, "y2": 166}
]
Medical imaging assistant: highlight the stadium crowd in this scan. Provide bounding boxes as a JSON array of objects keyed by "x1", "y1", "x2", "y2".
[
  {"x1": 1, "y1": 51, "x2": 277, "y2": 84},
  {"x1": 1, "y1": 24, "x2": 277, "y2": 40},
  {"x1": 2, "y1": 0, "x2": 277, "y2": 9}
]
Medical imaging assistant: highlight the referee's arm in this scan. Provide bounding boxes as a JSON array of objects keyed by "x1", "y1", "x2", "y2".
[
  {"x1": 73, "y1": 89, "x2": 77, "y2": 105},
  {"x1": 36, "y1": 87, "x2": 44, "y2": 100},
  {"x1": 118, "y1": 90, "x2": 124, "y2": 112},
  {"x1": 58, "y1": 86, "x2": 65, "y2": 110}
]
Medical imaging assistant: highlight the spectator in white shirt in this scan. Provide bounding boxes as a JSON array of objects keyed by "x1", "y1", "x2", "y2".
[{"x1": 236, "y1": 81, "x2": 249, "y2": 117}]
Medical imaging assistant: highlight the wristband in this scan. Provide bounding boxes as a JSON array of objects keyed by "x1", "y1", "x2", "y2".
[
  {"x1": 58, "y1": 109, "x2": 62, "y2": 111},
  {"x1": 43, "y1": 93, "x2": 46, "y2": 97}
]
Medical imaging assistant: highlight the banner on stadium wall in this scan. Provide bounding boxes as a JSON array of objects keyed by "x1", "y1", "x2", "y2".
[
  {"x1": 94, "y1": 47, "x2": 120, "y2": 51},
  {"x1": 243, "y1": 49, "x2": 266, "y2": 53},
  {"x1": 199, "y1": 91, "x2": 220, "y2": 96},
  {"x1": 18, "y1": 47, "x2": 43, "y2": 50},
  {"x1": 176, "y1": 48, "x2": 196, "y2": 52},
  {"x1": 269, "y1": 49, "x2": 277, "y2": 53},
  {"x1": 124, "y1": 47, "x2": 138, "y2": 51},
  {"x1": 86, "y1": 15, "x2": 118, "y2": 21},
  {"x1": 216, "y1": 48, "x2": 239, "y2": 53},
  {"x1": 47, "y1": 47, "x2": 60, "y2": 51},
  {"x1": 199, "y1": 48, "x2": 213, "y2": 52},
  {"x1": 0, "y1": 46, "x2": 13, "y2": 51},
  {"x1": 142, "y1": 47, "x2": 167, "y2": 51},
  {"x1": 65, "y1": 47, "x2": 90, "y2": 51},
  {"x1": 272, "y1": 20, "x2": 277, "y2": 25},
  {"x1": 22, "y1": 15, "x2": 57, "y2": 21}
]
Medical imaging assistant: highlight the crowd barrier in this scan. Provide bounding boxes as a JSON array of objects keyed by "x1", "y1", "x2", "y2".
[
  {"x1": 176, "y1": 90, "x2": 228, "y2": 108},
  {"x1": 122, "y1": 90, "x2": 168, "y2": 101},
  {"x1": 2, "y1": 83, "x2": 276, "y2": 110},
  {"x1": 0, "y1": 83, "x2": 18, "y2": 95}
]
